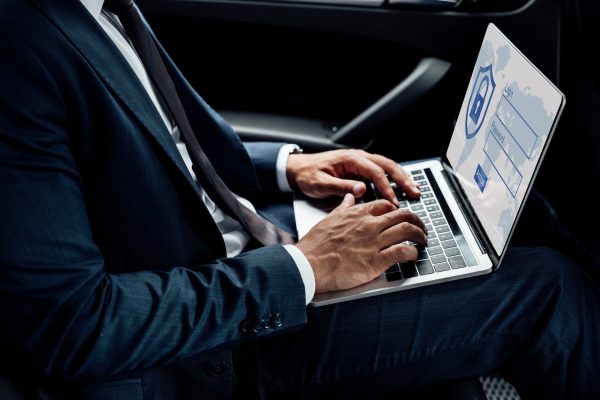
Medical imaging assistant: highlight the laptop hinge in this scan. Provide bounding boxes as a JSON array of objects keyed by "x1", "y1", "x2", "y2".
[{"x1": 440, "y1": 161, "x2": 500, "y2": 267}]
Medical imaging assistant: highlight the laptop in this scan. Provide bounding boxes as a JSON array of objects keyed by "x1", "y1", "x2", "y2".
[{"x1": 295, "y1": 23, "x2": 565, "y2": 307}]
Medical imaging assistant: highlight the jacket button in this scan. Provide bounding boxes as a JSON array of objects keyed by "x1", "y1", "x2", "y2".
[
  {"x1": 240, "y1": 320, "x2": 253, "y2": 335},
  {"x1": 252, "y1": 321, "x2": 265, "y2": 333},
  {"x1": 207, "y1": 360, "x2": 228, "y2": 376},
  {"x1": 259, "y1": 316, "x2": 271, "y2": 330},
  {"x1": 269, "y1": 312, "x2": 282, "y2": 327}
]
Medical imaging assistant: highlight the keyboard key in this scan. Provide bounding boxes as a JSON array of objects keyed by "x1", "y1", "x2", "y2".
[
  {"x1": 386, "y1": 264, "x2": 400, "y2": 273},
  {"x1": 427, "y1": 232, "x2": 437, "y2": 239},
  {"x1": 448, "y1": 256, "x2": 467, "y2": 269},
  {"x1": 430, "y1": 211, "x2": 443, "y2": 219},
  {"x1": 428, "y1": 246, "x2": 444, "y2": 256},
  {"x1": 416, "y1": 260, "x2": 434, "y2": 275},
  {"x1": 433, "y1": 218, "x2": 447, "y2": 226},
  {"x1": 435, "y1": 225, "x2": 450, "y2": 233},
  {"x1": 445, "y1": 247, "x2": 461, "y2": 257},
  {"x1": 424, "y1": 199, "x2": 437, "y2": 206},
  {"x1": 410, "y1": 170, "x2": 423, "y2": 175},
  {"x1": 413, "y1": 174, "x2": 425, "y2": 181},
  {"x1": 427, "y1": 205, "x2": 439, "y2": 212},
  {"x1": 417, "y1": 250, "x2": 428, "y2": 260},
  {"x1": 420, "y1": 187, "x2": 431, "y2": 192},
  {"x1": 386, "y1": 271, "x2": 403, "y2": 281},
  {"x1": 427, "y1": 238, "x2": 440, "y2": 247},
  {"x1": 410, "y1": 204, "x2": 424, "y2": 211},
  {"x1": 421, "y1": 193, "x2": 434, "y2": 199},
  {"x1": 434, "y1": 262, "x2": 451, "y2": 272},
  {"x1": 438, "y1": 232, "x2": 453, "y2": 241},
  {"x1": 400, "y1": 262, "x2": 418, "y2": 278},
  {"x1": 430, "y1": 254, "x2": 447, "y2": 264},
  {"x1": 416, "y1": 211, "x2": 427, "y2": 218},
  {"x1": 419, "y1": 181, "x2": 429, "y2": 187},
  {"x1": 398, "y1": 201, "x2": 408, "y2": 208},
  {"x1": 425, "y1": 224, "x2": 433, "y2": 232},
  {"x1": 441, "y1": 239, "x2": 457, "y2": 249},
  {"x1": 421, "y1": 217, "x2": 431, "y2": 224}
]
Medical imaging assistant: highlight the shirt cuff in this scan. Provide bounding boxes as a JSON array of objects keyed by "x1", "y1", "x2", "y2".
[
  {"x1": 283, "y1": 244, "x2": 316, "y2": 305},
  {"x1": 275, "y1": 144, "x2": 300, "y2": 193}
]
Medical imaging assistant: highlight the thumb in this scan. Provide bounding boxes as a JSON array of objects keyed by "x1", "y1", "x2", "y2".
[
  {"x1": 317, "y1": 174, "x2": 366, "y2": 198},
  {"x1": 331, "y1": 193, "x2": 356, "y2": 214}
]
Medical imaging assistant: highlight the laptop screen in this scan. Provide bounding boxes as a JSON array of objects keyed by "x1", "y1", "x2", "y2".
[{"x1": 446, "y1": 24, "x2": 564, "y2": 257}]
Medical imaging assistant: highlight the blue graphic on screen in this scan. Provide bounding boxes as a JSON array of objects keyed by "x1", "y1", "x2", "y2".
[
  {"x1": 474, "y1": 164, "x2": 488, "y2": 193},
  {"x1": 465, "y1": 65, "x2": 496, "y2": 139}
]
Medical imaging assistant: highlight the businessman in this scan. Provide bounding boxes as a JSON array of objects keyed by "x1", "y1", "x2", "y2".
[{"x1": 0, "y1": 0, "x2": 598, "y2": 399}]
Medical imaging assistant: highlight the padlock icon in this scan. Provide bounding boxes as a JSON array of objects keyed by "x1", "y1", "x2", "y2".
[{"x1": 469, "y1": 77, "x2": 489, "y2": 125}]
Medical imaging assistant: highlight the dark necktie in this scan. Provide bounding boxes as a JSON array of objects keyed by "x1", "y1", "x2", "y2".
[{"x1": 103, "y1": 0, "x2": 296, "y2": 246}]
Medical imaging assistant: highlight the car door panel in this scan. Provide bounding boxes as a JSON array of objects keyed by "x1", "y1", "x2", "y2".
[
  {"x1": 141, "y1": 0, "x2": 600, "y2": 255},
  {"x1": 140, "y1": 0, "x2": 562, "y2": 156}
]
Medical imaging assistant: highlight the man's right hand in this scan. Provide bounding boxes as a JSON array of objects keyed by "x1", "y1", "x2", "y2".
[{"x1": 296, "y1": 194, "x2": 427, "y2": 294}]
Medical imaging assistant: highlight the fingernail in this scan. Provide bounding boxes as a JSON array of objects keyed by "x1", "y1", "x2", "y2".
[{"x1": 352, "y1": 183, "x2": 363, "y2": 196}]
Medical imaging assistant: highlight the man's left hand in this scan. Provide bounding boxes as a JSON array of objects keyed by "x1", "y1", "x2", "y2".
[{"x1": 286, "y1": 149, "x2": 420, "y2": 205}]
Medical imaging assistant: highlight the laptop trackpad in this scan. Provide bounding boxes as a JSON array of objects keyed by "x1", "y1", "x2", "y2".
[{"x1": 293, "y1": 195, "x2": 340, "y2": 239}]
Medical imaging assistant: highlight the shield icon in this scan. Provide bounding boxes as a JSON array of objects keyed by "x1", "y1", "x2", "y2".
[{"x1": 465, "y1": 64, "x2": 496, "y2": 139}]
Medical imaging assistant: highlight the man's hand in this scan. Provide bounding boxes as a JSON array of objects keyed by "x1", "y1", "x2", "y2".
[
  {"x1": 286, "y1": 149, "x2": 420, "y2": 205},
  {"x1": 296, "y1": 194, "x2": 427, "y2": 293}
]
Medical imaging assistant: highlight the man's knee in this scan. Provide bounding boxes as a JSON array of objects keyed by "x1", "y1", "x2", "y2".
[
  {"x1": 504, "y1": 246, "x2": 580, "y2": 281},
  {"x1": 503, "y1": 246, "x2": 591, "y2": 312}
]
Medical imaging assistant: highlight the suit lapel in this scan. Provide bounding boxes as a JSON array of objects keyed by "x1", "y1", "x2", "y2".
[{"x1": 30, "y1": 0, "x2": 203, "y2": 198}]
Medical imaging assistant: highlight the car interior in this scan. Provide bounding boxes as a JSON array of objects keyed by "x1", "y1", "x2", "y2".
[
  {"x1": 2, "y1": 0, "x2": 598, "y2": 398},
  {"x1": 140, "y1": 0, "x2": 598, "y2": 397},
  {"x1": 139, "y1": 0, "x2": 600, "y2": 263}
]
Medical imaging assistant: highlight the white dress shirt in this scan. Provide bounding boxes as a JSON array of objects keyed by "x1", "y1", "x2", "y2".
[{"x1": 79, "y1": 0, "x2": 315, "y2": 304}]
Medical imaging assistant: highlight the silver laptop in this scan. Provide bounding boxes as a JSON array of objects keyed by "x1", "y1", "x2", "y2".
[{"x1": 295, "y1": 23, "x2": 566, "y2": 307}]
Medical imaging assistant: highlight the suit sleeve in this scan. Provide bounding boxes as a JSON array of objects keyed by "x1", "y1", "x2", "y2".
[
  {"x1": 243, "y1": 141, "x2": 288, "y2": 194},
  {"x1": 0, "y1": 29, "x2": 307, "y2": 379}
]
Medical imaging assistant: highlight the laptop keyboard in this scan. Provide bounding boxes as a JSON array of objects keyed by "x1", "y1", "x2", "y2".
[{"x1": 384, "y1": 169, "x2": 469, "y2": 282}]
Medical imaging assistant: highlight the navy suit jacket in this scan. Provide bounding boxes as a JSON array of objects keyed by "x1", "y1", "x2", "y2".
[{"x1": 0, "y1": 0, "x2": 307, "y2": 395}]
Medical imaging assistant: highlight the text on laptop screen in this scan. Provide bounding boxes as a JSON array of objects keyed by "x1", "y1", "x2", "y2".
[{"x1": 447, "y1": 24, "x2": 563, "y2": 256}]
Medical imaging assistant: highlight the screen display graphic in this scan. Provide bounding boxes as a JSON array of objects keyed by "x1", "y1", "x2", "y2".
[{"x1": 447, "y1": 24, "x2": 563, "y2": 255}]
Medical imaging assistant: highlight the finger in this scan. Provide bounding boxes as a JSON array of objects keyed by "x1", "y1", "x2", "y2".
[
  {"x1": 339, "y1": 153, "x2": 398, "y2": 205},
  {"x1": 374, "y1": 208, "x2": 427, "y2": 233},
  {"x1": 362, "y1": 199, "x2": 397, "y2": 217},
  {"x1": 313, "y1": 173, "x2": 367, "y2": 198},
  {"x1": 378, "y1": 221, "x2": 427, "y2": 249},
  {"x1": 364, "y1": 153, "x2": 420, "y2": 198},
  {"x1": 377, "y1": 243, "x2": 419, "y2": 267},
  {"x1": 330, "y1": 193, "x2": 355, "y2": 215}
]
